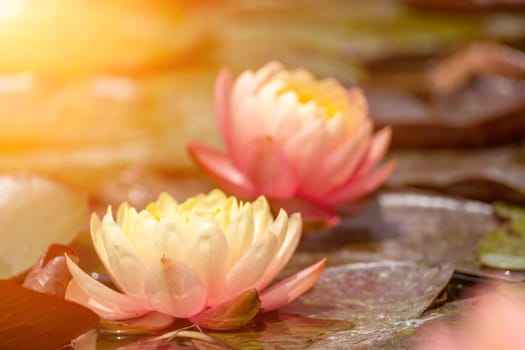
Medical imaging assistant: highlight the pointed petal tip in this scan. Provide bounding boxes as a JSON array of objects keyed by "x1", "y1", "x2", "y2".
[
  {"x1": 216, "y1": 68, "x2": 234, "y2": 83},
  {"x1": 379, "y1": 158, "x2": 397, "y2": 180},
  {"x1": 327, "y1": 157, "x2": 396, "y2": 206},
  {"x1": 259, "y1": 258, "x2": 327, "y2": 312}
]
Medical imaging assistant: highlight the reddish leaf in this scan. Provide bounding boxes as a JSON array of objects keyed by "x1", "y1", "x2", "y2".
[
  {"x1": 22, "y1": 243, "x2": 79, "y2": 297},
  {"x1": 0, "y1": 280, "x2": 99, "y2": 350}
]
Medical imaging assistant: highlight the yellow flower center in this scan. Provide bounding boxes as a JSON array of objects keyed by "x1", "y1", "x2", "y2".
[
  {"x1": 277, "y1": 71, "x2": 352, "y2": 120},
  {"x1": 144, "y1": 191, "x2": 241, "y2": 233}
]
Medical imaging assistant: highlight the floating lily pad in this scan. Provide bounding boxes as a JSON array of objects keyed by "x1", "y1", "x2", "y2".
[
  {"x1": 478, "y1": 221, "x2": 525, "y2": 270},
  {"x1": 287, "y1": 192, "x2": 525, "y2": 282},
  {"x1": 309, "y1": 296, "x2": 476, "y2": 350},
  {"x1": 210, "y1": 313, "x2": 353, "y2": 350},
  {"x1": 493, "y1": 201, "x2": 525, "y2": 221},
  {"x1": 282, "y1": 261, "x2": 453, "y2": 325},
  {"x1": 388, "y1": 147, "x2": 525, "y2": 204}
]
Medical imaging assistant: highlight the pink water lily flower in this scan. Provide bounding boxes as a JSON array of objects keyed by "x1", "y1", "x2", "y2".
[
  {"x1": 65, "y1": 190, "x2": 325, "y2": 330},
  {"x1": 190, "y1": 62, "x2": 395, "y2": 224}
]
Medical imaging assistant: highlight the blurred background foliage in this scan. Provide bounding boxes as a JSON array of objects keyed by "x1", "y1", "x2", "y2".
[{"x1": 0, "y1": 0, "x2": 524, "y2": 204}]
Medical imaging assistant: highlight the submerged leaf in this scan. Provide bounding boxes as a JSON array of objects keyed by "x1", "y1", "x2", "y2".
[
  {"x1": 209, "y1": 312, "x2": 353, "y2": 349},
  {"x1": 0, "y1": 280, "x2": 98, "y2": 350},
  {"x1": 190, "y1": 289, "x2": 261, "y2": 330}
]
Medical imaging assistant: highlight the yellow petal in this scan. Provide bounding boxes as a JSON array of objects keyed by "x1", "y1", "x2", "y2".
[
  {"x1": 225, "y1": 202, "x2": 254, "y2": 266},
  {"x1": 184, "y1": 220, "x2": 229, "y2": 305},
  {"x1": 220, "y1": 233, "x2": 278, "y2": 304},
  {"x1": 144, "y1": 257, "x2": 207, "y2": 318}
]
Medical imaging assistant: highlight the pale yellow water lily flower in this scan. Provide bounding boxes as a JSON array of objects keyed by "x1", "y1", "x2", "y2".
[{"x1": 65, "y1": 190, "x2": 325, "y2": 329}]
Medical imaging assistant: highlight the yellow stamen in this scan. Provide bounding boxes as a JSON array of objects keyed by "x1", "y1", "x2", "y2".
[{"x1": 277, "y1": 71, "x2": 352, "y2": 120}]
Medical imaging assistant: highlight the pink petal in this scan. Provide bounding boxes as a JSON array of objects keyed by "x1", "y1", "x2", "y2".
[
  {"x1": 320, "y1": 122, "x2": 371, "y2": 188},
  {"x1": 144, "y1": 256, "x2": 208, "y2": 318},
  {"x1": 346, "y1": 88, "x2": 369, "y2": 125},
  {"x1": 352, "y1": 127, "x2": 392, "y2": 179},
  {"x1": 252, "y1": 61, "x2": 284, "y2": 90},
  {"x1": 261, "y1": 90, "x2": 301, "y2": 142},
  {"x1": 214, "y1": 69, "x2": 235, "y2": 149},
  {"x1": 256, "y1": 212, "x2": 302, "y2": 291},
  {"x1": 189, "y1": 144, "x2": 257, "y2": 198},
  {"x1": 240, "y1": 136, "x2": 298, "y2": 200},
  {"x1": 326, "y1": 159, "x2": 397, "y2": 206},
  {"x1": 260, "y1": 259, "x2": 327, "y2": 311},
  {"x1": 65, "y1": 257, "x2": 150, "y2": 320},
  {"x1": 283, "y1": 118, "x2": 327, "y2": 185},
  {"x1": 229, "y1": 66, "x2": 282, "y2": 167},
  {"x1": 184, "y1": 220, "x2": 230, "y2": 305}
]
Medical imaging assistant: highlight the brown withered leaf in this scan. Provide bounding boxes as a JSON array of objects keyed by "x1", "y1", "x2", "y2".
[
  {"x1": 388, "y1": 147, "x2": 525, "y2": 204},
  {"x1": 367, "y1": 42, "x2": 525, "y2": 148},
  {"x1": 406, "y1": 1, "x2": 525, "y2": 12},
  {"x1": 190, "y1": 289, "x2": 261, "y2": 330},
  {"x1": 368, "y1": 76, "x2": 525, "y2": 148},
  {"x1": 427, "y1": 42, "x2": 525, "y2": 95},
  {"x1": 0, "y1": 280, "x2": 99, "y2": 350},
  {"x1": 22, "y1": 243, "x2": 79, "y2": 297}
]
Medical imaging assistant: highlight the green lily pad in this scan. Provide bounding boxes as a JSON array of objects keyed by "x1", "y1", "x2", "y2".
[
  {"x1": 493, "y1": 201, "x2": 525, "y2": 221},
  {"x1": 478, "y1": 220, "x2": 525, "y2": 270}
]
